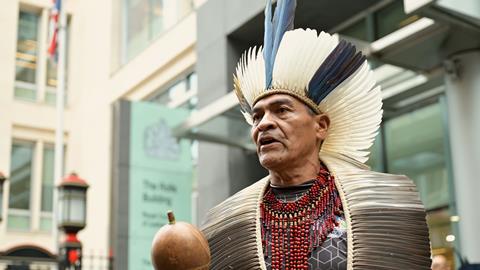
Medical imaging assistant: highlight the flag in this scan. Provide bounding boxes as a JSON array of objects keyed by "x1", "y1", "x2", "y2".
[{"x1": 48, "y1": 0, "x2": 62, "y2": 61}]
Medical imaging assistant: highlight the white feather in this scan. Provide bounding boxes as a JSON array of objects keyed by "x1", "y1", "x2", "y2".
[{"x1": 273, "y1": 29, "x2": 337, "y2": 95}]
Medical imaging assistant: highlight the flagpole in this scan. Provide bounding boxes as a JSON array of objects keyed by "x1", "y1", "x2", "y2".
[{"x1": 53, "y1": 0, "x2": 67, "y2": 265}]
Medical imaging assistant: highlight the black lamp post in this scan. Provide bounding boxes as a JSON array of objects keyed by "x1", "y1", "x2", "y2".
[
  {"x1": 57, "y1": 172, "x2": 89, "y2": 270},
  {"x1": 0, "y1": 172, "x2": 6, "y2": 223}
]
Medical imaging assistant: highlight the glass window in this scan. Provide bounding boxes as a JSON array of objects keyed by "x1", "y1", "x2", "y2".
[
  {"x1": 150, "y1": 81, "x2": 184, "y2": 104},
  {"x1": 7, "y1": 211, "x2": 31, "y2": 231},
  {"x1": 122, "y1": 0, "x2": 193, "y2": 62},
  {"x1": 184, "y1": 72, "x2": 198, "y2": 110},
  {"x1": 41, "y1": 145, "x2": 55, "y2": 212},
  {"x1": 8, "y1": 142, "x2": 35, "y2": 230},
  {"x1": 385, "y1": 103, "x2": 449, "y2": 210},
  {"x1": 366, "y1": 131, "x2": 383, "y2": 172},
  {"x1": 149, "y1": 72, "x2": 197, "y2": 109},
  {"x1": 381, "y1": 100, "x2": 455, "y2": 268},
  {"x1": 40, "y1": 214, "x2": 53, "y2": 232},
  {"x1": 375, "y1": 1, "x2": 419, "y2": 39},
  {"x1": 15, "y1": 9, "x2": 70, "y2": 105},
  {"x1": 45, "y1": 16, "x2": 70, "y2": 106},
  {"x1": 46, "y1": 56, "x2": 58, "y2": 89},
  {"x1": 125, "y1": 0, "x2": 150, "y2": 59},
  {"x1": 187, "y1": 72, "x2": 197, "y2": 92},
  {"x1": 8, "y1": 141, "x2": 63, "y2": 232},
  {"x1": 15, "y1": 11, "x2": 40, "y2": 101},
  {"x1": 339, "y1": 19, "x2": 368, "y2": 41},
  {"x1": 168, "y1": 79, "x2": 188, "y2": 101},
  {"x1": 45, "y1": 60, "x2": 58, "y2": 105},
  {"x1": 9, "y1": 142, "x2": 34, "y2": 210}
]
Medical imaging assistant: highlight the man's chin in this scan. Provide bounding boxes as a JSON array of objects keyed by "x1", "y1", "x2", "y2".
[{"x1": 259, "y1": 154, "x2": 284, "y2": 170}]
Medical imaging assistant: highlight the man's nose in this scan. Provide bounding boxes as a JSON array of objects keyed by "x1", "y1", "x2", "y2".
[{"x1": 256, "y1": 113, "x2": 276, "y2": 131}]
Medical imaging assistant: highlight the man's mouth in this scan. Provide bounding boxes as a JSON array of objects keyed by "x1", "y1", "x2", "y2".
[{"x1": 259, "y1": 136, "x2": 280, "y2": 146}]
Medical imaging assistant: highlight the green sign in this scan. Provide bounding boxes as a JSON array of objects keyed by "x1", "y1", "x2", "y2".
[{"x1": 128, "y1": 102, "x2": 192, "y2": 270}]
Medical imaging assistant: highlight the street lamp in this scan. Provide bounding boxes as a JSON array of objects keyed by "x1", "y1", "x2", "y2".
[
  {"x1": 57, "y1": 172, "x2": 89, "y2": 270},
  {"x1": 0, "y1": 172, "x2": 6, "y2": 223}
]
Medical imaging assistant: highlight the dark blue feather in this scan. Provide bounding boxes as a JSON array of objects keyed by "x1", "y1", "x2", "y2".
[
  {"x1": 308, "y1": 41, "x2": 348, "y2": 98},
  {"x1": 310, "y1": 42, "x2": 354, "y2": 101},
  {"x1": 308, "y1": 40, "x2": 366, "y2": 104},
  {"x1": 307, "y1": 41, "x2": 347, "y2": 102},
  {"x1": 264, "y1": 0, "x2": 296, "y2": 88}
]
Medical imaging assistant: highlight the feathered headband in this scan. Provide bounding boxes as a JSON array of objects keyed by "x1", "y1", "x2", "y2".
[{"x1": 233, "y1": 0, "x2": 383, "y2": 165}]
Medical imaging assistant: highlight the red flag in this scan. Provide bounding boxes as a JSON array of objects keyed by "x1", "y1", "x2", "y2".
[{"x1": 48, "y1": 0, "x2": 61, "y2": 60}]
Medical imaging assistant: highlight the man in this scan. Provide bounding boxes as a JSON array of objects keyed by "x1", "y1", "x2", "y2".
[{"x1": 201, "y1": 0, "x2": 431, "y2": 269}]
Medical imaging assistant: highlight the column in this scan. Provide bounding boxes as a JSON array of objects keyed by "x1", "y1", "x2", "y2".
[{"x1": 444, "y1": 50, "x2": 480, "y2": 263}]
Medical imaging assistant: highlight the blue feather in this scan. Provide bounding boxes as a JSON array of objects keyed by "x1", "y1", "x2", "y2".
[
  {"x1": 264, "y1": 0, "x2": 296, "y2": 88},
  {"x1": 308, "y1": 40, "x2": 366, "y2": 104},
  {"x1": 264, "y1": 0, "x2": 273, "y2": 88}
]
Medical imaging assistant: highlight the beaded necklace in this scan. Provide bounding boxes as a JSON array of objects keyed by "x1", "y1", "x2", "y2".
[{"x1": 260, "y1": 168, "x2": 343, "y2": 269}]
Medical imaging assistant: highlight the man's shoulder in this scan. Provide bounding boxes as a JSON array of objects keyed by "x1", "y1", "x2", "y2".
[
  {"x1": 204, "y1": 176, "x2": 269, "y2": 216},
  {"x1": 200, "y1": 177, "x2": 268, "y2": 269},
  {"x1": 368, "y1": 170, "x2": 416, "y2": 184},
  {"x1": 337, "y1": 167, "x2": 414, "y2": 182},
  {"x1": 366, "y1": 169, "x2": 412, "y2": 179}
]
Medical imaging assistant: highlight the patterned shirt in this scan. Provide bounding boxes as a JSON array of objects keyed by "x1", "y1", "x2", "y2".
[{"x1": 263, "y1": 181, "x2": 347, "y2": 270}]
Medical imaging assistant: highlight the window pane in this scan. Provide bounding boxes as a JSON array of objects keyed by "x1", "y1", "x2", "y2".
[
  {"x1": 41, "y1": 145, "x2": 55, "y2": 212},
  {"x1": 15, "y1": 11, "x2": 39, "y2": 100},
  {"x1": 7, "y1": 211, "x2": 30, "y2": 231},
  {"x1": 123, "y1": 0, "x2": 193, "y2": 61},
  {"x1": 9, "y1": 142, "x2": 34, "y2": 210},
  {"x1": 375, "y1": 1, "x2": 419, "y2": 39},
  {"x1": 150, "y1": 80, "x2": 185, "y2": 104},
  {"x1": 339, "y1": 19, "x2": 368, "y2": 41},
  {"x1": 168, "y1": 80, "x2": 187, "y2": 101},
  {"x1": 40, "y1": 215, "x2": 53, "y2": 232},
  {"x1": 187, "y1": 72, "x2": 197, "y2": 92},
  {"x1": 149, "y1": 72, "x2": 198, "y2": 109},
  {"x1": 125, "y1": 0, "x2": 152, "y2": 60},
  {"x1": 150, "y1": 0, "x2": 164, "y2": 38},
  {"x1": 45, "y1": 17, "x2": 70, "y2": 106},
  {"x1": 46, "y1": 59, "x2": 57, "y2": 88},
  {"x1": 366, "y1": 132, "x2": 383, "y2": 172},
  {"x1": 385, "y1": 103, "x2": 450, "y2": 210}
]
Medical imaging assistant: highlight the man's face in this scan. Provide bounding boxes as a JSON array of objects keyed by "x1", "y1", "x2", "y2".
[{"x1": 250, "y1": 94, "x2": 328, "y2": 170}]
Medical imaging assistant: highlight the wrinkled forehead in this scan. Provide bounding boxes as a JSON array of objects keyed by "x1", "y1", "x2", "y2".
[
  {"x1": 252, "y1": 94, "x2": 296, "y2": 110},
  {"x1": 252, "y1": 92, "x2": 320, "y2": 115}
]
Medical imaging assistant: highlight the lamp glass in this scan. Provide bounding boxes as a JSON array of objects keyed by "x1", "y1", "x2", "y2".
[
  {"x1": 58, "y1": 187, "x2": 86, "y2": 228},
  {"x1": 69, "y1": 190, "x2": 85, "y2": 223}
]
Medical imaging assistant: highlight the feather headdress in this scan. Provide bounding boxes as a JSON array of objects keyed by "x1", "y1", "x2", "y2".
[{"x1": 233, "y1": 0, "x2": 383, "y2": 165}]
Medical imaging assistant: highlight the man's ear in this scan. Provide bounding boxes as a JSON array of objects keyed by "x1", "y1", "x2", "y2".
[{"x1": 315, "y1": 113, "x2": 330, "y2": 141}]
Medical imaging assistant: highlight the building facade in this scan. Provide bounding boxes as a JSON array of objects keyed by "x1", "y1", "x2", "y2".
[
  {"x1": 0, "y1": 0, "x2": 478, "y2": 269},
  {"x1": 0, "y1": 0, "x2": 201, "y2": 268}
]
